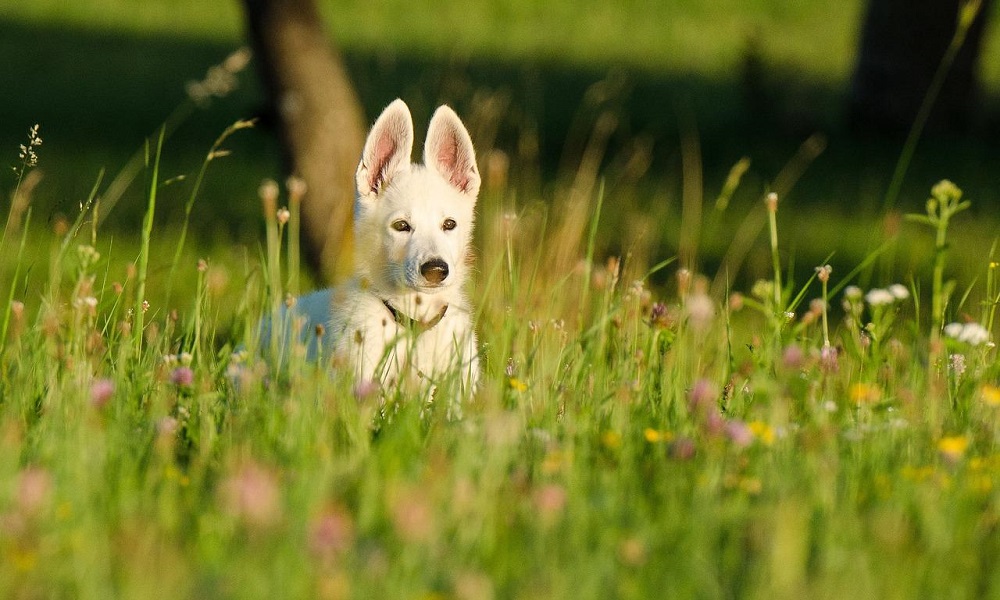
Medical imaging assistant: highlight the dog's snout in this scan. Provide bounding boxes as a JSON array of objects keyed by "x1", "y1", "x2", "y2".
[{"x1": 421, "y1": 259, "x2": 449, "y2": 284}]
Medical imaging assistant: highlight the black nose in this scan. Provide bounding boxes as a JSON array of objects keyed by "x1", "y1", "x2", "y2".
[{"x1": 420, "y1": 259, "x2": 449, "y2": 284}]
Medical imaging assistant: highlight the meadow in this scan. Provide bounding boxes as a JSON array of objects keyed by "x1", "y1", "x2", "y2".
[{"x1": 3, "y1": 1, "x2": 1000, "y2": 598}]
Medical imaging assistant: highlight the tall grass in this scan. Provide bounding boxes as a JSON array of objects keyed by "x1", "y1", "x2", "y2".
[{"x1": 2, "y1": 92, "x2": 1000, "y2": 600}]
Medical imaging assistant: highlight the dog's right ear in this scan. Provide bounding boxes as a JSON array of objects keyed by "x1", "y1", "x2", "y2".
[{"x1": 356, "y1": 99, "x2": 414, "y2": 198}]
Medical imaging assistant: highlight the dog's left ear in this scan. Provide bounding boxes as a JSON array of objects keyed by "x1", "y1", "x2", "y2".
[{"x1": 424, "y1": 105, "x2": 480, "y2": 198}]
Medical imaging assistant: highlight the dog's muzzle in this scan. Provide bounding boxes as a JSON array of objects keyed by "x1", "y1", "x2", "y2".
[{"x1": 420, "y1": 259, "x2": 449, "y2": 284}]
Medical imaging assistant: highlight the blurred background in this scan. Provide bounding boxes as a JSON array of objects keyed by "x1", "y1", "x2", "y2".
[{"x1": 2, "y1": 0, "x2": 999, "y2": 290}]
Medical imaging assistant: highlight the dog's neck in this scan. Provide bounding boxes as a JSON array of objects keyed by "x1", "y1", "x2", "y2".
[
  {"x1": 375, "y1": 288, "x2": 451, "y2": 329},
  {"x1": 382, "y1": 299, "x2": 448, "y2": 331}
]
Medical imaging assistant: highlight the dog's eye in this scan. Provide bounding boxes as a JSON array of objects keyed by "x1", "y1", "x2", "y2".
[
  {"x1": 391, "y1": 219, "x2": 412, "y2": 232},
  {"x1": 442, "y1": 218, "x2": 457, "y2": 231}
]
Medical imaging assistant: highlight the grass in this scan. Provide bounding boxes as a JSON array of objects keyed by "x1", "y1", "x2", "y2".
[
  {"x1": 2, "y1": 102, "x2": 1000, "y2": 597},
  {"x1": 3, "y1": 2, "x2": 1000, "y2": 597}
]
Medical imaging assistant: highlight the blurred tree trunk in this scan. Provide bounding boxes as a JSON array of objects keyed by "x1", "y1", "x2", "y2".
[
  {"x1": 242, "y1": 0, "x2": 365, "y2": 282},
  {"x1": 848, "y1": 0, "x2": 992, "y2": 133}
]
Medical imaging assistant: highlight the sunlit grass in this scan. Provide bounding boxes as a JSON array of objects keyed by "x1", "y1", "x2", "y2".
[{"x1": 2, "y1": 87, "x2": 1000, "y2": 598}]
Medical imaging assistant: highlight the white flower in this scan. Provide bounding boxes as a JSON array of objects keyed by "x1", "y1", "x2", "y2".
[
  {"x1": 888, "y1": 284, "x2": 910, "y2": 300},
  {"x1": 843, "y1": 285, "x2": 863, "y2": 301},
  {"x1": 865, "y1": 288, "x2": 895, "y2": 307},
  {"x1": 944, "y1": 322, "x2": 991, "y2": 346},
  {"x1": 944, "y1": 323, "x2": 964, "y2": 339}
]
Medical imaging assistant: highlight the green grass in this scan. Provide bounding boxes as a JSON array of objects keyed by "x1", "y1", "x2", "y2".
[
  {"x1": 2, "y1": 116, "x2": 1000, "y2": 596},
  {"x1": 3, "y1": 3, "x2": 1000, "y2": 597}
]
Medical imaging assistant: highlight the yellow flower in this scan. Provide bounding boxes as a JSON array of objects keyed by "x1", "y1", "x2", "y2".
[
  {"x1": 508, "y1": 378, "x2": 528, "y2": 392},
  {"x1": 849, "y1": 382, "x2": 882, "y2": 405},
  {"x1": 643, "y1": 428, "x2": 673, "y2": 443},
  {"x1": 980, "y1": 385, "x2": 1000, "y2": 407},
  {"x1": 748, "y1": 421, "x2": 775, "y2": 446},
  {"x1": 601, "y1": 431, "x2": 622, "y2": 450},
  {"x1": 938, "y1": 435, "x2": 970, "y2": 462}
]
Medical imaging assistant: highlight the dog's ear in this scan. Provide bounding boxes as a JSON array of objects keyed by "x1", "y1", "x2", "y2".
[
  {"x1": 356, "y1": 99, "x2": 414, "y2": 197},
  {"x1": 424, "y1": 105, "x2": 480, "y2": 198}
]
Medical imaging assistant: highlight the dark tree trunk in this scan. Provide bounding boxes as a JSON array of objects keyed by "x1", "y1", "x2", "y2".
[
  {"x1": 243, "y1": 0, "x2": 365, "y2": 282},
  {"x1": 848, "y1": 0, "x2": 993, "y2": 134}
]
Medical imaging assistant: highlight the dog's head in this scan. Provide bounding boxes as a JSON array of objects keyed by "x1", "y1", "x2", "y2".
[{"x1": 354, "y1": 99, "x2": 480, "y2": 300}]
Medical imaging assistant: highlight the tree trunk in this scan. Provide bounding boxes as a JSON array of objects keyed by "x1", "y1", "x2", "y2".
[
  {"x1": 242, "y1": 0, "x2": 365, "y2": 282},
  {"x1": 848, "y1": 0, "x2": 992, "y2": 134}
]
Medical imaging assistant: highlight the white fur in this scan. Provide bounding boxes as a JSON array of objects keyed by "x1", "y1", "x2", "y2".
[{"x1": 277, "y1": 99, "x2": 480, "y2": 392}]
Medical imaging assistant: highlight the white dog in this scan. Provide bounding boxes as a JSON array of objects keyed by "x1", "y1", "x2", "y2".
[{"x1": 273, "y1": 99, "x2": 481, "y2": 392}]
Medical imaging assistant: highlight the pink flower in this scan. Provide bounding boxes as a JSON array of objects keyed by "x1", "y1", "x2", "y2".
[
  {"x1": 16, "y1": 467, "x2": 52, "y2": 516},
  {"x1": 352, "y1": 379, "x2": 379, "y2": 400},
  {"x1": 725, "y1": 420, "x2": 754, "y2": 448},
  {"x1": 90, "y1": 378, "x2": 115, "y2": 408},
  {"x1": 820, "y1": 345, "x2": 839, "y2": 372},
  {"x1": 688, "y1": 378, "x2": 719, "y2": 413},
  {"x1": 670, "y1": 437, "x2": 697, "y2": 460},
  {"x1": 170, "y1": 366, "x2": 194, "y2": 387},
  {"x1": 309, "y1": 506, "x2": 355, "y2": 560},
  {"x1": 781, "y1": 345, "x2": 805, "y2": 370},
  {"x1": 534, "y1": 484, "x2": 567, "y2": 524},
  {"x1": 219, "y1": 462, "x2": 282, "y2": 527}
]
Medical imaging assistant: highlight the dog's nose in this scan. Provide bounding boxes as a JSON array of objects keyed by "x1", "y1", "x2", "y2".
[{"x1": 420, "y1": 259, "x2": 449, "y2": 284}]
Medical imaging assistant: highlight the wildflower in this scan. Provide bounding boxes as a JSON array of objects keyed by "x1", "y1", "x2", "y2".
[
  {"x1": 849, "y1": 382, "x2": 882, "y2": 405},
  {"x1": 157, "y1": 416, "x2": 179, "y2": 436},
  {"x1": 747, "y1": 421, "x2": 775, "y2": 446},
  {"x1": 77, "y1": 244, "x2": 101, "y2": 267},
  {"x1": 865, "y1": 288, "x2": 895, "y2": 307},
  {"x1": 643, "y1": 428, "x2": 672, "y2": 443},
  {"x1": 16, "y1": 467, "x2": 52, "y2": 516},
  {"x1": 141, "y1": 300, "x2": 150, "y2": 313},
  {"x1": 197, "y1": 259, "x2": 208, "y2": 273},
  {"x1": 688, "y1": 378, "x2": 719, "y2": 414},
  {"x1": 508, "y1": 378, "x2": 528, "y2": 393},
  {"x1": 90, "y1": 378, "x2": 115, "y2": 408},
  {"x1": 649, "y1": 302, "x2": 670, "y2": 328},
  {"x1": 980, "y1": 384, "x2": 1000, "y2": 407},
  {"x1": 276, "y1": 207, "x2": 290, "y2": 225},
  {"x1": 170, "y1": 366, "x2": 194, "y2": 388},
  {"x1": 308, "y1": 505, "x2": 354, "y2": 560},
  {"x1": 820, "y1": 345, "x2": 839, "y2": 372},
  {"x1": 888, "y1": 284, "x2": 910, "y2": 300},
  {"x1": 179, "y1": 352, "x2": 193, "y2": 366},
  {"x1": 944, "y1": 322, "x2": 990, "y2": 346},
  {"x1": 725, "y1": 420, "x2": 754, "y2": 448},
  {"x1": 601, "y1": 431, "x2": 621, "y2": 450},
  {"x1": 286, "y1": 176, "x2": 307, "y2": 199},
  {"x1": 728, "y1": 292, "x2": 744, "y2": 311},
  {"x1": 764, "y1": 192, "x2": 778, "y2": 212},
  {"x1": 781, "y1": 344, "x2": 805, "y2": 370},
  {"x1": 219, "y1": 461, "x2": 282, "y2": 527},
  {"x1": 352, "y1": 379, "x2": 379, "y2": 400},
  {"x1": 534, "y1": 484, "x2": 568, "y2": 524},
  {"x1": 11, "y1": 300, "x2": 24, "y2": 321},
  {"x1": 259, "y1": 179, "x2": 280, "y2": 206},
  {"x1": 938, "y1": 435, "x2": 969, "y2": 464},
  {"x1": 950, "y1": 353, "x2": 967, "y2": 377},
  {"x1": 670, "y1": 437, "x2": 697, "y2": 460},
  {"x1": 815, "y1": 264, "x2": 832, "y2": 283},
  {"x1": 685, "y1": 292, "x2": 715, "y2": 330}
]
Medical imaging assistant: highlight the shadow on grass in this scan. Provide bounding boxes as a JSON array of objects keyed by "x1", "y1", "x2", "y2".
[{"x1": 2, "y1": 19, "x2": 999, "y2": 256}]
